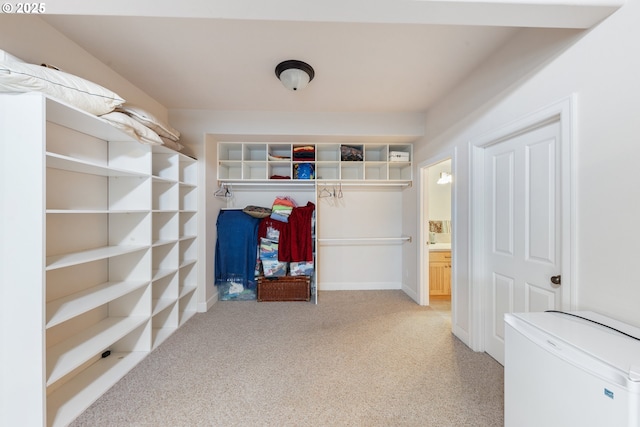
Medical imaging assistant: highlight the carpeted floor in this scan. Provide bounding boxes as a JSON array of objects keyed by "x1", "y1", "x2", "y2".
[{"x1": 70, "y1": 290, "x2": 504, "y2": 426}]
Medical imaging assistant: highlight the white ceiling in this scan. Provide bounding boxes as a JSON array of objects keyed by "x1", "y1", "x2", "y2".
[{"x1": 40, "y1": 1, "x2": 620, "y2": 114}]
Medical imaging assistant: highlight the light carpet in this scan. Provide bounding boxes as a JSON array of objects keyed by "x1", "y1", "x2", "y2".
[{"x1": 70, "y1": 290, "x2": 503, "y2": 426}]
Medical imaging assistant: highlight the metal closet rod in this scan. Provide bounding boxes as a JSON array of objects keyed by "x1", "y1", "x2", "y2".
[
  {"x1": 316, "y1": 181, "x2": 411, "y2": 187},
  {"x1": 317, "y1": 236, "x2": 412, "y2": 243},
  {"x1": 216, "y1": 181, "x2": 411, "y2": 187},
  {"x1": 217, "y1": 181, "x2": 313, "y2": 186}
]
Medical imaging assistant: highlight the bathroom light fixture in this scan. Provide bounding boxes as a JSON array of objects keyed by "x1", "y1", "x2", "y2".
[
  {"x1": 275, "y1": 60, "x2": 315, "y2": 91},
  {"x1": 437, "y1": 172, "x2": 452, "y2": 185}
]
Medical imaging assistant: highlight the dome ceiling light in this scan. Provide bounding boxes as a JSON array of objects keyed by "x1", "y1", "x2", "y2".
[{"x1": 275, "y1": 60, "x2": 315, "y2": 91}]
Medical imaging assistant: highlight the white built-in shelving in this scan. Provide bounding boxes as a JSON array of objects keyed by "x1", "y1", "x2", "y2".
[
  {"x1": 0, "y1": 92, "x2": 198, "y2": 427},
  {"x1": 217, "y1": 142, "x2": 412, "y2": 183}
]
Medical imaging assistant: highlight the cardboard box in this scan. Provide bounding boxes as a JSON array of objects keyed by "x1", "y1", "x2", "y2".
[{"x1": 389, "y1": 151, "x2": 410, "y2": 162}]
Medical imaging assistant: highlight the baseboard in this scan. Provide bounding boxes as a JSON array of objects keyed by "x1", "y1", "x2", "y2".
[
  {"x1": 318, "y1": 282, "x2": 402, "y2": 291},
  {"x1": 452, "y1": 324, "x2": 471, "y2": 348},
  {"x1": 198, "y1": 291, "x2": 219, "y2": 312},
  {"x1": 401, "y1": 283, "x2": 419, "y2": 303}
]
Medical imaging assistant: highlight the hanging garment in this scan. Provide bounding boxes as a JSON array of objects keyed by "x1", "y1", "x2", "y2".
[
  {"x1": 287, "y1": 202, "x2": 316, "y2": 262},
  {"x1": 215, "y1": 209, "x2": 261, "y2": 288}
]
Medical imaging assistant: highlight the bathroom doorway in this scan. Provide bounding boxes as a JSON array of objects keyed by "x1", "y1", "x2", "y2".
[{"x1": 419, "y1": 158, "x2": 452, "y2": 311}]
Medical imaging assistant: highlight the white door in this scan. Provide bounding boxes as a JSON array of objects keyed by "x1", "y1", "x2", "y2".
[{"x1": 483, "y1": 120, "x2": 562, "y2": 364}]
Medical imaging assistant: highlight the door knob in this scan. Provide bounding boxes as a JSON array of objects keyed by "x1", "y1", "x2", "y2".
[{"x1": 550, "y1": 275, "x2": 561, "y2": 285}]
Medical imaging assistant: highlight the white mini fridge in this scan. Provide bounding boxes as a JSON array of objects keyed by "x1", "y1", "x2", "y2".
[{"x1": 505, "y1": 311, "x2": 640, "y2": 427}]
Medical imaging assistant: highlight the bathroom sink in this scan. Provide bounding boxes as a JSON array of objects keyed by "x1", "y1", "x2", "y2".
[{"x1": 429, "y1": 242, "x2": 451, "y2": 251}]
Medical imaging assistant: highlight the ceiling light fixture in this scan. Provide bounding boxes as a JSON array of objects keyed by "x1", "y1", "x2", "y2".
[
  {"x1": 437, "y1": 172, "x2": 452, "y2": 185},
  {"x1": 275, "y1": 60, "x2": 315, "y2": 91}
]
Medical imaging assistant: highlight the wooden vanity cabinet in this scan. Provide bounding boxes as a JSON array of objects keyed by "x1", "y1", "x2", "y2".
[{"x1": 429, "y1": 250, "x2": 451, "y2": 296}]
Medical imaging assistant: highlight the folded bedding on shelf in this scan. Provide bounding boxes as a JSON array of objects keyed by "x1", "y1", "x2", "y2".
[
  {"x1": 100, "y1": 112, "x2": 163, "y2": 145},
  {"x1": 100, "y1": 104, "x2": 184, "y2": 151},
  {"x1": 115, "y1": 105, "x2": 181, "y2": 141},
  {"x1": 293, "y1": 145, "x2": 315, "y2": 161},
  {"x1": 0, "y1": 61, "x2": 125, "y2": 115},
  {"x1": 160, "y1": 136, "x2": 184, "y2": 152}
]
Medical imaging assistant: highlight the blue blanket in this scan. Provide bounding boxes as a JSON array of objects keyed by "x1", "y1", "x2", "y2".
[{"x1": 215, "y1": 209, "x2": 261, "y2": 288}]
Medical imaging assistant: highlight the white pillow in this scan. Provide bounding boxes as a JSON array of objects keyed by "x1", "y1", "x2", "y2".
[
  {"x1": 100, "y1": 111, "x2": 163, "y2": 145},
  {"x1": 116, "y1": 105, "x2": 181, "y2": 141},
  {"x1": 0, "y1": 49, "x2": 24, "y2": 62},
  {"x1": 0, "y1": 61, "x2": 125, "y2": 115},
  {"x1": 160, "y1": 136, "x2": 184, "y2": 152}
]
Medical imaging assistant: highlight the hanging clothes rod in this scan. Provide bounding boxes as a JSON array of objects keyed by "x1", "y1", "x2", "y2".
[
  {"x1": 316, "y1": 181, "x2": 411, "y2": 188},
  {"x1": 217, "y1": 181, "x2": 314, "y2": 186},
  {"x1": 217, "y1": 180, "x2": 410, "y2": 188},
  {"x1": 317, "y1": 236, "x2": 412, "y2": 244}
]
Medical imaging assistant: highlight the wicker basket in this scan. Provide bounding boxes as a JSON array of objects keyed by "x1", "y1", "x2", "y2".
[{"x1": 257, "y1": 276, "x2": 310, "y2": 302}]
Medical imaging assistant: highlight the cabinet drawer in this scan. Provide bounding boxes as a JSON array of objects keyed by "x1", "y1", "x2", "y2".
[{"x1": 429, "y1": 251, "x2": 451, "y2": 262}]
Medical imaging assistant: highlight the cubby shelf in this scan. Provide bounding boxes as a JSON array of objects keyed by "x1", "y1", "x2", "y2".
[
  {"x1": 217, "y1": 142, "x2": 412, "y2": 184},
  {"x1": 0, "y1": 93, "x2": 199, "y2": 427}
]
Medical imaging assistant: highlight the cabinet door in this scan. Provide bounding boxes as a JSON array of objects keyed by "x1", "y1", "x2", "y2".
[{"x1": 429, "y1": 251, "x2": 451, "y2": 296}]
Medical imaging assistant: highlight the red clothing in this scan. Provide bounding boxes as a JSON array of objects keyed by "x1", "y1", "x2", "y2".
[
  {"x1": 258, "y1": 202, "x2": 315, "y2": 262},
  {"x1": 287, "y1": 202, "x2": 315, "y2": 262}
]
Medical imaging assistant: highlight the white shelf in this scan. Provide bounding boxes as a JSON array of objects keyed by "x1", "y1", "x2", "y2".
[
  {"x1": 47, "y1": 351, "x2": 147, "y2": 427},
  {"x1": 0, "y1": 93, "x2": 198, "y2": 427},
  {"x1": 46, "y1": 316, "x2": 148, "y2": 386},
  {"x1": 46, "y1": 209, "x2": 148, "y2": 214},
  {"x1": 152, "y1": 175, "x2": 177, "y2": 184},
  {"x1": 47, "y1": 152, "x2": 146, "y2": 177},
  {"x1": 46, "y1": 280, "x2": 149, "y2": 328},
  {"x1": 152, "y1": 297, "x2": 176, "y2": 315},
  {"x1": 152, "y1": 239, "x2": 176, "y2": 247},
  {"x1": 152, "y1": 268, "x2": 176, "y2": 282},
  {"x1": 179, "y1": 284, "x2": 198, "y2": 299},
  {"x1": 179, "y1": 259, "x2": 197, "y2": 269},
  {"x1": 46, "y1": 245, "x2": 148, "y2": 270}
]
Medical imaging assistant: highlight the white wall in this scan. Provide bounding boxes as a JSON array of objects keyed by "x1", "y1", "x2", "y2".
[
  {"x1": 317, "y1": 187, "x2": 404, "y2": 291},
  {"x1": 411, "y1": 0, "x2": 640, "y2": 344}
]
